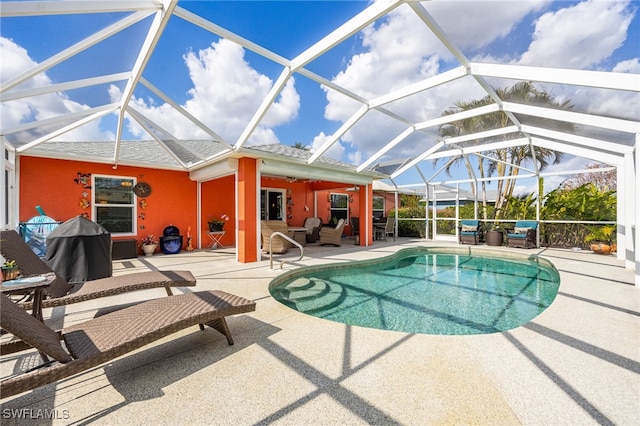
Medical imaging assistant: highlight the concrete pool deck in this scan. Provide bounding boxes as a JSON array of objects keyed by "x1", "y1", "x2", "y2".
[{"x1": 1, "y1": 238, "x2": 638, "y2": 425}]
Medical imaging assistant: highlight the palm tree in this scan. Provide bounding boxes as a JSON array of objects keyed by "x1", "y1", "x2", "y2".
[
  {"x1": 437, "y1": 82, "x2": 573, "y2": 220},
  {"x1": 292, "y1": 142, "x2": 310, "y2": 151}
]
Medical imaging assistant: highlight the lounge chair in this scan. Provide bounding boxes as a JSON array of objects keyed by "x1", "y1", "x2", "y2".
[
  {"x1": 302, "y1": 217, "x2": 322, "y2": 243},
  {"x1": 506, "y1": 220, "x2": 538, "y2": 249},
  {"x1": 0, "y1": 230, "x2": 196, "y2": 310},
  {"x1": 319, "y1": 218, "x2": 346, "y2": 246},
  {"x1": 260, "y1": 220, "x2": 293, "y2": 254},
  {"x1": 458, "y1": 219, "x2": 483, "y2": 245},
  {"x1": 0, "y1": 290, "x2": 256, "y2": 398}
]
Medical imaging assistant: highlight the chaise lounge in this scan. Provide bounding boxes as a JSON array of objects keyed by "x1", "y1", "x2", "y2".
[
  {"x1": 0, "y1": 290, "x2": 256, "y2": 398},
  {"x1": 0, "y1": 230, "x2": 196, "y2": 310}
]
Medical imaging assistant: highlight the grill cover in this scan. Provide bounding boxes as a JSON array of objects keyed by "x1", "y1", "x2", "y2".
[
  {"x1": 46, "y1": 215, "x2": 112, "y2": 284},
  {"x1": 160, "y1": 225, "x2": 182, "y2": 254}
]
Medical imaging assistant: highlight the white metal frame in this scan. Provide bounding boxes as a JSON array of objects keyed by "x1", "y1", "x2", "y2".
[{"x1": 0, "y1": 0, "x2": 638, "y2": 284}]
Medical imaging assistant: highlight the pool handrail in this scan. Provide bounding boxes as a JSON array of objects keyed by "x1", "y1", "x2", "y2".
[{"x1": 269, "y1": 231, "x2": 304, "y2": 269}]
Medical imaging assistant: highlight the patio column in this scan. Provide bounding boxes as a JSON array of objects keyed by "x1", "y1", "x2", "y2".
[
  {"x1": 237, "y1": 157, "x2": 258, "y2": 263},
  {"x1": 358, "y1": 184, "x2": 373, "y2": 246}
]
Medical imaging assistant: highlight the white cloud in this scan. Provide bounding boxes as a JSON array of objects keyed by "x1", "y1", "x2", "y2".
[
  {"x1": 0, "y1": 37, "x2": 113, "y2": 143},
  {"x1": 319, "y1": 2, "x2": 549, "y2": 164},
  {"x1": 318, "y1": 0, "x2": 636, "y2": 174},
  {"x1": 310, "y1": 131, "x2": 346, "y2": 160},
  {"x1": 613, "y1": 58, "x2": 640, "y2": 73},
  {"x1": 120, "y1": 39, "x2": 300, "y2": 145},
  {"x1": 519, "y1": 0, "x2": 635, "y2": 68}
]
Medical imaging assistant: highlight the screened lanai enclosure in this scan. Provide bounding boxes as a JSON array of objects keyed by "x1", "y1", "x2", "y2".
[{"x1": 1, "y1": 0, "x2": 638, "y2": 285}]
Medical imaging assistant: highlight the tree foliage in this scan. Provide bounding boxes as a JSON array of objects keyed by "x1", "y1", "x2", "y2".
[
  {"x1": 437, "y1": 81, "x2": 574, "y2": 220},
  {"x1": 561, "y1": 163, "x2": 617, "y2": 192}
]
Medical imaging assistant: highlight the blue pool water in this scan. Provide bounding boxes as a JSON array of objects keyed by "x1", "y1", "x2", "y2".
[{"x1": 270, "y1": 248, "x2": 560, "y2": 335}]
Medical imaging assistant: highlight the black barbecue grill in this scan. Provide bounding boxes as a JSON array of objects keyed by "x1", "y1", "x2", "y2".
[{"x1": 160, "y1": 225, "x2": 183, "y2": 254}]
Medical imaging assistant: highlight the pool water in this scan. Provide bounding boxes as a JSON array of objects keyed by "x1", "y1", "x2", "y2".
[{"x1": 270, "y1": 249, "x2": 560, "y2": 335}]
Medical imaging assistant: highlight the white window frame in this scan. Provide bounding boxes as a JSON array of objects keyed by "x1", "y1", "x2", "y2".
[
  {"x1": 92, "y1": 174, "x2": 136, "y2": 236},
  {"x1": 373, "y1": 195, "x2": 385, "y2": 219},
  {"x1": 329, "y1": 193, "x2": 349, "y2": 223},
  {"x1": 261, "y1": 188, "x2": 286, "y2": 221}
]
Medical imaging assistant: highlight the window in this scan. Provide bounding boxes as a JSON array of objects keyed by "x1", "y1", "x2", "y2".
[
  {"x1": 329, "y1": 193, "x2": 348, "y2": 224},
  {"x1": 261, "y1": 189, "x2": 285, "y2": 220},
  {"x1": 93, "y1": 175, "x2": 135, "y2": 234},
  {"x1": 373, "y1": 195, "x2": 385, "y2": 219}
]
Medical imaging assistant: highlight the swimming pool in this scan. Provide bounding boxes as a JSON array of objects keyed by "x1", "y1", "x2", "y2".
[{"x1": 270, "y1": 247, "x2": 560, "y2": 335}]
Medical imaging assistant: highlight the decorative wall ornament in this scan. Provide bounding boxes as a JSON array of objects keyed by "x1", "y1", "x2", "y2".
[{"x1": 74, "y1": 172, "x2": 91, "y2": 188}]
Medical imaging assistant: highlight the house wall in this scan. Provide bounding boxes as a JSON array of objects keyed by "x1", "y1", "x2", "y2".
[
  {"x1": 201, "y1": 174, "x2": 236, "y2": 248},
  {"x1": 19, "y1": 157, "x2": 198, "y2": 253},
  {"x1": 17, "y1": 157, "x2": 387, "y2": 254}
]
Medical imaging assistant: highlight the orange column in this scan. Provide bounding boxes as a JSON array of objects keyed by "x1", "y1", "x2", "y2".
[
  {"x1": 237, "y1": 157, "x2": 258, "y2": 263},
  {"x1": 358, "y1": 184, "x2": 373, "y2": 246}
]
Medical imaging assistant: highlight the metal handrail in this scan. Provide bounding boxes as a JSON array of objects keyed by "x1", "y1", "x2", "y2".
[{"x1": 269, "y1": 231, "x2": 304, "y2": 269}]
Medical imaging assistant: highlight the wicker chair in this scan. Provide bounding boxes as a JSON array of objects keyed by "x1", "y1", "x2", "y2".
[
  {"x1": 0, "y1": 290, "x2": 256, "y2": 398},
  {"x1": 0, "y1": 230, "x2": 196, "y2": 310},
  {"x1": 302, "y1": 217, "x2": 322, "y2": 243},
  {"x1": 382, "y1": 217, "x2": 395, "y2": 241},
  {"x1": 458, "y1": 219, "x2": 483, "y2": 245},
  {"x1": 260, "y1": 220, "x2": 294, "y2": 254},
  {"x1": 506, "y1": 220, "x2": 538, "y2": 249},
  {"x1": 319, "y1": 218, "x2": 346, "y2": 246},
  {"x1": 351, "y1": 217, "x2": 360, "y2": 238}
]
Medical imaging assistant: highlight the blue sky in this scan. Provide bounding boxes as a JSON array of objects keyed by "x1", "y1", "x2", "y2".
[{"x1": 1, "y1": 0, "x2": 639, "y2": 193}]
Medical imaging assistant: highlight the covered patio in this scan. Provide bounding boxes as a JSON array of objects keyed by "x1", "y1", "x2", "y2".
[{"x1": 1, "y1": 239, "x2": 638, "y2": 424}]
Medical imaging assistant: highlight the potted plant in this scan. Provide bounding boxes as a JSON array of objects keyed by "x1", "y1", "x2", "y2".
[
  {"x1": 139, "y1": 234, "x2": 159, "y2": 256},
  {"x1": 1, "y1": 259, "x2": 19, "y2": 281},
  {"x1": 208, "y1": 214, "x2": 229, "y2": 232},
  {"x1": 585, "y1": 225, "x2": 616, "y2": 255},
  {"x1": 485, "y1": 225, "x2": 504, "y2": 246}
]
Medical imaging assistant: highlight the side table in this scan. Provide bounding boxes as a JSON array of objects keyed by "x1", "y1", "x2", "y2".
[
  {"x1": 1, "y1": 272, "x2": 55, "y2": 322},
  {"x1": 207, "y1": 231, "x2": 225, "y2": 249},
  {"x1": 288, "y1": 227, "x2": 307, "y2": 247},
  {"x1": 1, "y1": 272, "x2": 55, "y2": 361}
]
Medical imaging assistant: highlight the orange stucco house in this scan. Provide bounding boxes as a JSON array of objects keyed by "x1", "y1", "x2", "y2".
[{"x1": 16, "y1": 143, "x2": 396, "y2": 263}]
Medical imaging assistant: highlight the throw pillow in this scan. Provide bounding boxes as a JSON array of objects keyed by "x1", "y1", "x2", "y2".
[
  {"x1": 514, "y1": 227, "x2": 529, "y2": 234},
  {"x1": 461, "y1": 225, "x2": 477, "y2": 232}
]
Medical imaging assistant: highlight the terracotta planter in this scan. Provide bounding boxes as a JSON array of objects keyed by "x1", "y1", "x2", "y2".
[
  {"x1": 142, "y1": 244, "x2": 158, "y2": 256},
  {"x1": 590, "y1": 242, "x2": 612, "y2": 255},
  {"x1": 1, "y1": 266, "x2": 20, "y2": 281},
  {"x1": 485, "y1": 230, "x2": 504, "y2": 246}
]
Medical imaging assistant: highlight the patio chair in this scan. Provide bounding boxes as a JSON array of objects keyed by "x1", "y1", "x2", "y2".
[
  {"x1": 260, "y1": 220, "x2": 294, "y2": 254},
  {"x1": 0, "y1": 290, "x2": 256, "y2": 398},
  {"x1": 351, "y1": 217, "x2": 360, "y2": 238},
  {"x1": 0, "y1": 230, "x2": 196, "y2": 310},
  {"x1": 506, "y1": 220, "x2": 538, "y2": 249},
  {"x1": 319, "y1": 218, "x2": 346, "y2": 246},
  {"x1": 382, "y1": 217, "x2": 395, "y2": 242},
  {"x1": 458, "y1": 220, "x2": 483, "y2": 245},
  {"x1": 302, "y1": 217, "x2": 322, "y2": 243}
]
